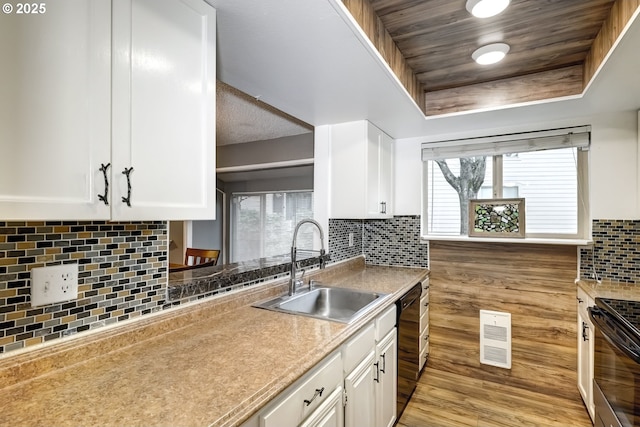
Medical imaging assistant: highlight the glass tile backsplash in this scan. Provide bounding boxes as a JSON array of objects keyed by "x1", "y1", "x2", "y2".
[
  {"x1": 580, "y1": 219, "x2": 640, "y2": 284},
  {"x1": 329, "y1": 216, "x2": 428, "y2": 268},
  {"x1": 0, "y1": 216, "x2": 428, "y2": 355},
  {"x1": 0, "y1": 221, "x2": 167, "y2": 354}
]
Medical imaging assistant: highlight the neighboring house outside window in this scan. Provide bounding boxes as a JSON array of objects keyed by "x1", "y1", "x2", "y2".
[
  {"x1": 231, "y1": 191, "x2": 313, "y2": 262},
  {"x1": 422, "y1": 127, "x2": 590, "y2": 240}
]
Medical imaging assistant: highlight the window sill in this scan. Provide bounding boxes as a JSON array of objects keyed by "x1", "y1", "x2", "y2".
[{"x1": 420, "y1": 234, "x2": 593, "y2": 246}]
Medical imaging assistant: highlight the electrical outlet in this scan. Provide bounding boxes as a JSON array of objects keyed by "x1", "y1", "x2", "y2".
[
  {"x1": 348, "y1": 232, "x2": 354, "y2": 247},
  {"x1": 31, "y1": 264, "x2": 79, "y2": 307}
]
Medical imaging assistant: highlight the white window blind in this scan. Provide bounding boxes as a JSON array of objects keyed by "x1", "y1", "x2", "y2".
[{"x1": 421, "y1": 126, "x2": 590, "y2": 161}]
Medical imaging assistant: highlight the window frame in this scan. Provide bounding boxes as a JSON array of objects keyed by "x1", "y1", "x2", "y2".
[
  {"x1": 420, "y1": 127, "x2": 591, "y2": 244},
  {"x1": 230, "y1": 189, "x2": 314, "y2": 262}
]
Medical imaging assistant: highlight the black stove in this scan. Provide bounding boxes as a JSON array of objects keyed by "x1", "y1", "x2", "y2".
[
  {"x1": 596, "y1": 297, "x2": 640, "y2": 341},
  {"x1": 591, "y1": 297, "x2": 640, "y2": 427}
]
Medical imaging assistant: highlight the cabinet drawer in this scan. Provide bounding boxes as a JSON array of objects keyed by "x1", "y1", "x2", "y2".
[
  {"x1": 343, "y1": 322, "x2": 375, "y2": 374},
  {"x1": 420, "y1": 280, "x2": 429, "y2": 318},
  {"x1": 419, "y1": 341, "x2": 429, "y2": 372},
  {"x1": 376, "y1": 304, "x2": 397, "y2": 341},
  {"x1": 420, "y1": 324, "x2": 430, "y2": 355},
  {"x1": 577, "y1": 286, "x2": 593, "y2": 318},
  {"x1": 260, "y1": 352, "x2": 343, "y2": 427},
  {"x1": 419, "y1": 304, "x2": 429, "y2": 332},
  {"x1": 421, "y1": 278, "x2": 430, "y2": 294},
  {"x1": 420, "y1": 294, "x2": 429, "y2": 318}
]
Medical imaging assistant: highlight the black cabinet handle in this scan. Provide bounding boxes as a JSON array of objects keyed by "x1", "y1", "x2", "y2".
[
  {"x1": 98, "y1": 163, "x2": 110, "y2": 205},
  {"x1": 380, "y1": 352, "x2": 386, "y2": 374},
  {"x1": 373, "y1": 362, "x2": 380, "y2": 382},
  {"x1": 582, "y1": 321, "x2": 589, "y2": 342},
  {"x1": 121, "y1": 167, "x2": 134, "y2": 207},
  {"x1": 304, "y1": 387, "x2": 324, "y2": 406},
  {"x1": 577, "y1": 297, "x2": 583, "y2": 303}
]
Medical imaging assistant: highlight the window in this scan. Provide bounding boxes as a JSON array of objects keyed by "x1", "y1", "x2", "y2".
[
  {"x1": 422, "y1": 127, "x2": 590, "y2": 240},
  {"x1": 231, "y1": 191, "x2": 313, "y2": 262}
]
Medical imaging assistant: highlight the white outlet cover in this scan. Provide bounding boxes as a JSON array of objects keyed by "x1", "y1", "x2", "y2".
[{"x1": 31, "y1": 264, "x2": 79, "y2": 307}]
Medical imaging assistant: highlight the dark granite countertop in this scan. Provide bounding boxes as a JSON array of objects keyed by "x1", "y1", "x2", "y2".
[{"x1": 167, "y1": 251, "x2": 329, "y2": 301}]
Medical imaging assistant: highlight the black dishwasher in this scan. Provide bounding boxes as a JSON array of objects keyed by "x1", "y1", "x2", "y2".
[{"x1": 396, "y1": 282, "x2": 422, "y2": 418}]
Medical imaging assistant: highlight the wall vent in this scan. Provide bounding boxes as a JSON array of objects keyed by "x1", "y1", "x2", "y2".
[{"x1": 479, "y1": 310, "x2": 511, "y2": 369}]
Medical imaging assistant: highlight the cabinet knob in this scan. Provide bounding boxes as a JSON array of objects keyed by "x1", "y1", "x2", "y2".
[{"x1": 577, "y1": 297, "x2": 583, "y2": 303}]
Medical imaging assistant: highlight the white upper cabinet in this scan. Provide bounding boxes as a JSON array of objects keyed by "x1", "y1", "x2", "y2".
[
  {"x1": 330, "y1": 121, "x2": 394, "y2": 219},
  {"x1": 112, "y1": 0, "x2": 216, "y2": 221},
  {"x1": 0, "y1": 0, "x2": 112, "y2": 220},
  {"x1": 0, "y1": 0, "x2": 216, "y2": 221}
]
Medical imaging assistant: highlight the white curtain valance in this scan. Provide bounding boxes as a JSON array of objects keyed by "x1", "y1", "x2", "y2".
[{"x1": 421, "y1": 126, "x2": 591, "y2": 161}]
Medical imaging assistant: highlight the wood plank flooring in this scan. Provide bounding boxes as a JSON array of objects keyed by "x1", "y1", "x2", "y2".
[{"x1": 397, "y1": 367, "x2": 592, "y2": 427}]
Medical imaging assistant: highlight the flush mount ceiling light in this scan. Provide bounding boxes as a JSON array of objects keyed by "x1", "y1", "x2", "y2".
[
  {"x1": 466, "y1": 0, "x2": 510, "y2": 18},
  {"x1": 472, "y1": 43, "x2": 510, "y2": 65}
]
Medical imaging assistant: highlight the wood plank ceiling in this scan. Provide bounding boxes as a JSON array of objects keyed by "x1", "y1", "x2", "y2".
[{"x1": 342, "y1": 0, "x2": 640, "y2": 116}]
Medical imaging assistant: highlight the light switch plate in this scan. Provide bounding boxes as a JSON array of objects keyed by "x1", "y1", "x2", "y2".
[{"x1": 31, "y1": 264, "x2": 78, "y2": 307}]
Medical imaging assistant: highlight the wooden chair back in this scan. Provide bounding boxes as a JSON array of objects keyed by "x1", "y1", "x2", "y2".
[{"x1": 184, "y1": 248, "x2": 220, "y2": 267}]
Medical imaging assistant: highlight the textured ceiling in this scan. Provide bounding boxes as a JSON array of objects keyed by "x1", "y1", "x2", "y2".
[{"x1": 216, "y1": 81, "x2": 313, "y2": 146}]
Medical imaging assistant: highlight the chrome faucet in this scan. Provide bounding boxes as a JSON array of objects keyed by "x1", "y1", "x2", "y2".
[{"x1": 289, "y1": 219, "x2": 326, "y2": 296}]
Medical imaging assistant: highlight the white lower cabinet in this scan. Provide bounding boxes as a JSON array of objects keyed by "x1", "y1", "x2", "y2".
[
  {"x1": 343, "y1": 305, "x2": 398, "y2": 427},
  {"x1": 300, "y1": 387, "x2": 345, "y2": 427},
  {"x1": 344, "y1": 350, "x2": 377, "y2": 427},
  {"x1": 419, "y1": 278, "x2": 430, "y2": 372},
  {"x1": 248, "y1": 304, "x2": 398, "y2": 427},
  {"x1": 576, "y1": 286, "x2": 595, "y2": 422},
  {"x1": 260, "y1": 352, "x2": 343, "y2": 427},
  {"x1": 376, "y1": 329, "x2": 397, "y2": 427}
]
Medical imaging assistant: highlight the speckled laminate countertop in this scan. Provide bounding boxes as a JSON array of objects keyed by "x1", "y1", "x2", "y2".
[
  {"x1": 577, "y1": 278, "x2": 640, "y2": 302},
  {"x1": 0, "y1": 257, "x2": 428, "y2": 427}
]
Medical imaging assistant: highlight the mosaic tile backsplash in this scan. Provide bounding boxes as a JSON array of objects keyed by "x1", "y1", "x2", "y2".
[
  {"x1": 0, "y1": 216, "x2": 427, "y2": 355},
  {"x1": 364, "y1": 216, "x2": 428, "y2": 267},
  {"x1": 328, "y1": 219, "x2": 364, "y2": 262},
  {"x1": 329, "y1": 216, "x2": 428, "y2": 268},
  {"x1": 0, "y1": 221, "x2": 167, "y2": 354},
  {"x1": 580, "y1": 219, "x2": 640, "y2": 284}
]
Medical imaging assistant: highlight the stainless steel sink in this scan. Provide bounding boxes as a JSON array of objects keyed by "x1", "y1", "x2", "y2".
[{"x1": 253, "y1": 285, "x2": 390, "y2": 323}]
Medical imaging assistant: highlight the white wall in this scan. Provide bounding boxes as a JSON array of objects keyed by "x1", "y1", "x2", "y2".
[
  {"x1": 393, "y1": 110, "x2": 640, "y2": 219},
  {"x1": 314, "y1": 125, "x2": 331, "y2": 242}
]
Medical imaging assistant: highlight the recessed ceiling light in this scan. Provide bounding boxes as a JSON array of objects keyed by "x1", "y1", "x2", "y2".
[
  {"x1": 472, "y1": 43, "x2": 510, "y2": 65},
  {"x1": 466, "y1": 0, "x2": 510, "y2": 18}
]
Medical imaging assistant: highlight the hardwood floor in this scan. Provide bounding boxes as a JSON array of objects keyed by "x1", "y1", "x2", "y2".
[{"x1": 397, "y1": 367, "x2": 592, "y2": 427}]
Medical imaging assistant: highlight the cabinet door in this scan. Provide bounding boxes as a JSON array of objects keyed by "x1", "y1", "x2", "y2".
[
  {"x1": 300, "y1": 387, "x2": 345, "y2": 427},
  {"x1": 112, "y1": 0, "x2": 216, "y2": 220},
  {"x1": 0, "y1": 0, "x2": 112, "y2": 220},
  {"x1": 329, "y1": 120, "x2": 393, "y2": 219},
  {"x1": 577, "y1": 307, "x2": 595, "y2": 421},
  {"x1": 376, "y1": 329, "x2": 397, "y2": 427},
  {"x1": 377, "y1": 132, "x2": 393, "y2": 217},
  {"x1": 365, "y1": 122, "x2": 382, "y2": 216},
  {"x1": 344, "y1": 350, "x2": 376, "y2": 427},
  {"x1": 365, "y1": 124, "x2": 394, "y2": 218}
]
